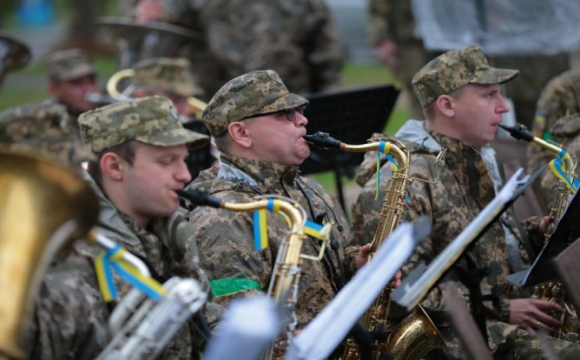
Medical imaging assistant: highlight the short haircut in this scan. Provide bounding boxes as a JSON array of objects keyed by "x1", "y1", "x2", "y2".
[
  {"x1": 87, "y1": 140, "x2": 137, "y2": 187},
  {"x1": 213, "y1": 131, "x2": 231, "y2": 153}
]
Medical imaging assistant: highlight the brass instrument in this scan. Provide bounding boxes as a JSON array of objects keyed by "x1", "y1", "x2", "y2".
[
  {"x1": 105, "y1": 68, "x2": 207, "y2": 118},
  {"x1": 304, "y1": 132, "x2": 447, "y2": 360},
  {"x1": 499, "y1": 124, "x2": 580, "y2": 341},
  {"x1": 177, "y1": 189, "x2": 331, "y2": 360},
  {"x1": 0, "y1": 148, "x2": 99, "y2": 360}
]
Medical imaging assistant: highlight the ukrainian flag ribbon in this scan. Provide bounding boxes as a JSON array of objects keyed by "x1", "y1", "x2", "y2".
[
  {"x1": 375, "y1": 140, "x2": 400, "y2": 200},
  {"x1": 549, "y1": 149, "x2": 579, "y2": 194},
  {"x1": 253, "y1": 199, "x2": 330, "y2": 250},
  {"x1": 95, "y1": 244, "x2": 167, "y2": 302}
]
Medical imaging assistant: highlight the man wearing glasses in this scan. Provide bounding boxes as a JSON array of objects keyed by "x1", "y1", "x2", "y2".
[{"x1": 184, "y1": 70, "x2": 369, "y2": 330}]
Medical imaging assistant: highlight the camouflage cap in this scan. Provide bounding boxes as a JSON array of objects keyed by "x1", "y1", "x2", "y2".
[
  {"x1": 46, "y1": 48, "x2": 95, "y2": 81},
  {"x1": 78, "y1": 95, "x2": 209, "y2": 153},
  {"x1": 0, "y1": 102, "x2": 95, "y2": 167},
  {"x1": 202, "y1": 70, "x2": 309, "y2": 136},
  {"x1": 412, "y1": 45, "x2": 519, "y2": 108},
  {"x1": 132, "y1": 57, "x2": 204, "y2": 97}
]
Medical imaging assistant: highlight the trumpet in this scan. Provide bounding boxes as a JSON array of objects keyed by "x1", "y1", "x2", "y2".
[
  {"x1": 177, "y1": 189, "x2": 331, "y2": 359},
  {"x1": 304, "y1": 132, "x2": 446, "y2": 360}
]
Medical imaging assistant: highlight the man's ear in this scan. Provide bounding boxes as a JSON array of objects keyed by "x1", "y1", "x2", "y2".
[
  {"x1": 435, "y1": 95, "x2": 455, "y2": 118},
  {"x1": 228, "y1": 121, "x2": 252, "y2": 148},
  {"x1": 100, "y1": 152, "x2": 125, "y2": 181}
]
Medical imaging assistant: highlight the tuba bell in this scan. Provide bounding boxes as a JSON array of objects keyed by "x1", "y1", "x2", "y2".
[{"x1": 0, "y1": 148, "x2": 99, "y2": 360}]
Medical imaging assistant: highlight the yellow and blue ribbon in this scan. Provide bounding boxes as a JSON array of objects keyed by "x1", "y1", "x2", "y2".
[
  {"x1": 375, "y1": 140, "x2": 399, "y2": 200},
  {"x1": 95, "y1": 244, "x2": 167, "y2": 302},
  {"x1": 548, "y1": 149, "x2": 579, "y2": 194},
  {"x1": 253, "y1": 199, "x2": 330, "y2": 250}
]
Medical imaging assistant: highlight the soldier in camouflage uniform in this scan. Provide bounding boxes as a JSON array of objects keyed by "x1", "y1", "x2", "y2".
[
  {"x1": 527, "y1": 68, "x2": 580, "y2": 179},
  {"x1": 185, "y1": 70, "x2": 366, "y2": 329},
  {"x1": 131, "y1": 0, "x2": 343, "y2": 100},
  {"x1": 351, "y1": 46, "x2": 580, "y2": 359},
  {"x1": 45, "y1": 48, "x2": 99, "y2": 129},
  {"x1": 129, "y1": 57, "x2": 217, "y2": 180},
  {"x1": 26, "y1": 96, "x2": 216, "y2": 359},
  {"x1": 536, "y1": 113, "x2": 580, "y2": 207}
]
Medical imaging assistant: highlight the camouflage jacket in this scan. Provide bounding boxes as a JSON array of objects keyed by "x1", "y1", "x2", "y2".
[
  {"x1": 64, "y1": 172, "x2": 217, "y2": 359},
  {"x1": 351, "y1": 120, "x2": 535, "y2": 352},
  {"x1": 368, "y1": 0, "x2": 417, "y2": 46},
  {"x1": 528, "y1": 67, "x2": 580, "y2": 174},
  {"x1": 185, "y1": 152, "x2": 357, "y2": 328},
  {"x1": 142, "y1": 0, "x2": 343, "y2": 96},
  {"x1": 538, "y1": 114, "x2": 580, "y2": 205},
  {"x1": 26, "y1": 250, "x2": 110, "y2": 360}
]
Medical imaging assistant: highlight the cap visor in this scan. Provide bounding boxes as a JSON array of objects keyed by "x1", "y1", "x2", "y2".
[
  {"x1": 473, "y1": 68, "x2": 519, "y2": 85},
  {"x1": 257, "y1": 93, "x2": 309, "y2": 115},
  {"x1": 136, "y1": 128, "x2": 209, "y2": 150},
  {"x1": 58, "y1": 64, "x2": 96, "y2": 81}
]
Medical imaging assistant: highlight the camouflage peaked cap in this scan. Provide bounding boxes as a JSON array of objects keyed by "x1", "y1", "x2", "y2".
[
  {"x1": 202, "y1": 70, "x2": 309, "y2": 136},
  {"x1": 78, "y1": 95, "x2": 209, "y2": 153},
  {"x1": 412, "y1": 45, "x2": 519, "y2": 107},
  {"x1": 46, "y1": 48, "x2": 95, "y2": 81},
  {"x1": 133, "y1": 57, "x2": 204, "y2": 97},
  {"x1": 0, "y1": 102, "x2": 94, "y2": 167}
]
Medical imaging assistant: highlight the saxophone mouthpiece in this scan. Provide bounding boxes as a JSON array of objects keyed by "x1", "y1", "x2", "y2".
[
  {"x1": 303, "y1": 131, "x2": 342, "y2": 150},
  {"x1": 498, "y1": 123, "x2": 534, "y2": 142},
  {"x1": 176, "y1": 189, "x2": 223, "y2": 208}
]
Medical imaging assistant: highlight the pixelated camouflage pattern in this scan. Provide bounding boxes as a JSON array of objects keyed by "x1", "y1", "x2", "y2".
[
  {"x1": 349, "y1": 128, "x2": 580, "y2": 359},
  {"x1": 24, "y1": 249, "x2": 110, "y2": 360},
  {"x1": 45, "y1": 48, "x2": 95, "y2": 81},
  {"x1": 536, "y1": 114, "x2": 580, "y2": 206},
  {"x1": 133, "y1": 57, "x2": 204, "y2": 97},
  {"x1": 185, "y1": 153, "x2": 358, "y2": 328},
  {"x1": 201, "y1": 70, "x2": 309, "y2": 136},
  {"x1": 367, "y1": 0, "x2": 441, "y2": 118},
  {"x1": 121, "y1": 0, "x2": 343, "y2": 99},
  {"x1": 67, "y1": 171, "x2": 220, "y2": 359},
  {"x1": 412, "y1": 46, "x2": 519, "y2": 108},
  {"x1": 78, "y1": 95, "x2": 208, "y2": 153},
  {"x1": 0, "y1": 102, "x2": 94, "y2": 167},
  {"x1": 527, "y1": 68, "x2": 580, "y2": 176}
]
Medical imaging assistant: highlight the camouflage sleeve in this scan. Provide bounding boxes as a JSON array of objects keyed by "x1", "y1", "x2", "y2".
[
  {"x1": 368, "y1": 0, "x2": 390, "y2": 46},
  {"x1": 529, "y1": 72, "x2": 580, "y2": 174},
  {"x1": 304, "y1": 0, "x2": 344, "y2": 91},
  {"x1": 27, "y1": 255, "x2": 109, "y2": 359},
  {"x1": 187, "y1": 199, "x2": 274, "y2": 309}
]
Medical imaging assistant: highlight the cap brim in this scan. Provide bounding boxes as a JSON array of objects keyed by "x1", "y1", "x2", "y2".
[
  {"x1": 254, "y1": 93, "x2": 309, "y2": 115},
  {"x1": 135, "y1": 128, "x2": 209, "y2": 150},
  {"x1": 57, "y1": 64, "x2": 96, "y2": 81},
  {"x1": 472, "y1": 68, "x2": 519, "y2": 86}
]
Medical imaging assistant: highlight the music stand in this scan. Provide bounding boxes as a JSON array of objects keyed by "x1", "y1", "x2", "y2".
[
  {"x1": 301, "y1": 85, "x2": 399, "y2": 211},
  {"x1": 518, "y1": 187, "x2": 580, "y2": 288}
]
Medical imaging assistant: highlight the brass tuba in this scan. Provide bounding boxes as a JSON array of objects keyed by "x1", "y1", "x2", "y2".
[
  {"x1": 0, "y1": 148, "x2": 99, "y2": 360},
  {"x1": 500, "y1": 123, "x2": 580, "y2": 341},
  {"x1": 177, "y1": 189, "x2": 331, "y2": 360},
  {"x1": 304, "y1": 132, "x2": 447, "y2": 360}
]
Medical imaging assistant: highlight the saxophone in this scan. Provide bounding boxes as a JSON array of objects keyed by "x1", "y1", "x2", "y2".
[
  {"x1": 177, "y1": 189, "x2": 331, "y2": 359},
  {"x1": 304, "y1": 132, "x2": 447, "y2": 360},
  {"x1": 499, "y1": 124, "x2": 580, "y2": 342}
]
